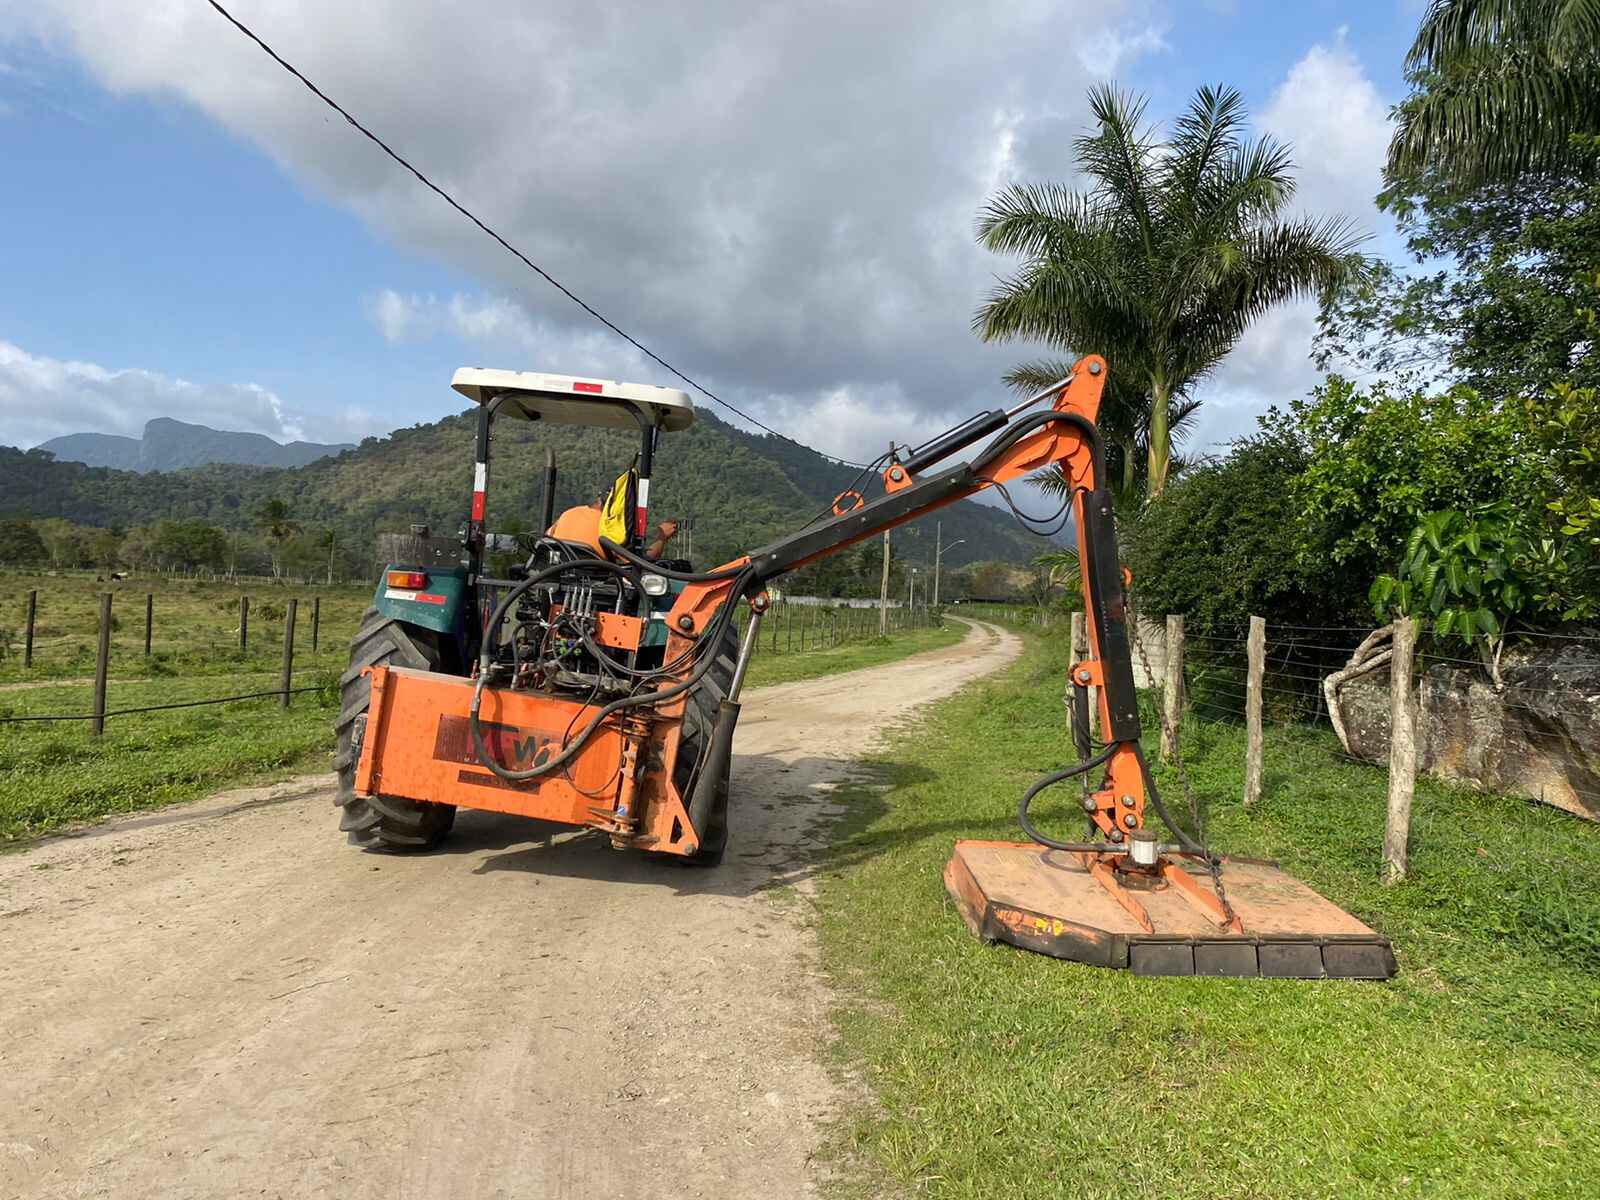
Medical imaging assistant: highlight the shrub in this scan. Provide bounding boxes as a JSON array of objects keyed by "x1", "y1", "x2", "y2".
[{"x1": 1124, "y1": 429, "x2": 1366, "y2": 644}]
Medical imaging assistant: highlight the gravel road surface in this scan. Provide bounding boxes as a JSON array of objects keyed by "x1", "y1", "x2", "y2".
[{"x1": 1, "y1": 619, "x2": 1019, "y2": 1199}]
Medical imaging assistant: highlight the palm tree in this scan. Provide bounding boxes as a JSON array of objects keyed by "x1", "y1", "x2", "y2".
[
  {"x1": 1388, "y1": 0, "x2": 1600, "y2": 187},
  {"x1": 256, "y1": 498, "x2": 300, "y2": 582},
  {"x1": 975, "y1": 83, "x2": 1364, "y2": 497}
]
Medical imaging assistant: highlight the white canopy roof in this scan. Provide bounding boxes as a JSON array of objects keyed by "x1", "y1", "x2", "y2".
[{"x1": 451, "y1": 368, "x2": 695, "y2": 431}]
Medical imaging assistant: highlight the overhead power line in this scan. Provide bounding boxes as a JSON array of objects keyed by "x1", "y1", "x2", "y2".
[{"x1": 203, "y1": 0, "x2": 866, "y2": 469}]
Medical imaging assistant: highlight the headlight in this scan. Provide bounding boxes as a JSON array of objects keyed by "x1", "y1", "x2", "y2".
[{"x1": 640, "y1": 573, "x2": 670, "y2": 596}]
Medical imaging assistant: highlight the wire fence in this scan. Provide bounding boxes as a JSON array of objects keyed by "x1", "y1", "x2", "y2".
[
  {"x1": 2, "y1": 587, "x2": 952, "y2": 733},
  {"x1": 0, "y1": 590, "x2": 333, "y2": 731},
  {"x1": 1140, "y1": 614, "x2": 1600, "y2": 858},
  {"x1": 735, "y1": 597, "x2": 945, "y2": 654}
]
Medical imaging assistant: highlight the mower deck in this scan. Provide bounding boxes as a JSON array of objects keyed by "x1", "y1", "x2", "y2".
[{"x1": 944, "y1": 840, "x2": 1395, "y2": 978}]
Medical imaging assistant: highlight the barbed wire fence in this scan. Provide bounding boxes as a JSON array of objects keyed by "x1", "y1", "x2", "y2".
[
  {"x1": 1136, "y1": 614, "x2": 1600, "y2": 882},
  {"x1": 3, "y1": 587, "x2": 956, "y2": 734},
  {"x1": 0, "y1": 592, "x2": 335, "y2": 731}
]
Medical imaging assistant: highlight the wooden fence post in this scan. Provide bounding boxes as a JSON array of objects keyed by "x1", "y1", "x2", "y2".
[
  {"x1": 1244, "y1": 615, "x2": 1265, "y2": 806},
  {"x1": 1381, "y1": 617, "x2": 1420, "y2": 885},
  {"x1": 312, "y1": 596, "x2": 321, "y2": 654},
  {"x1": 1161, "y1": 614, "x2": 1184, "y2": 762},
  {"x1": 1069, "y1": 611, "x2": 1096, "y2": 741},
  {"x1": 280, "y1": 598, "x2": 298, "y2": 709},
  {"x1": 24, "y1": 588, "x2": 36, "y2": 668},
  {"x1": 239, "y1": 595, "x2": 249, "y2": 651},
  {"x1": 144, "y1": 593, "x2": 154, "y2": 657},
  {"x1": 92, "y1": 593, "x2": 112, "y2": 737}
]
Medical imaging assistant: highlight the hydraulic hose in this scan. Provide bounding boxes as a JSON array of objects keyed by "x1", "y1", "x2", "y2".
[
  {"x1": 1017, "y1": 740, "x2": 1212, "y2": 859},
  {"x1": 969, "y1": 407, "x2": 1104, "y2": 488},
  {"x1": 469, "y1": 563, "x2": 755, "y2": 784},
  {"x1": 1017, "y1": 744, "x2": 1117, "y2": 851},
  {"x1": 597, "y1": 536, "x2": 748, "y2": 583},
  {"x1": 1133, "y1": 741, "x2": 1212, "y2": 859}
]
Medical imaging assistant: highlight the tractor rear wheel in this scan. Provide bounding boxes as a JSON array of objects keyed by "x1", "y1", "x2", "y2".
[
  {"x1": 671, "y1": 619, "x2": 741, "y2": 867},
  {"x1": 334, "y1": 607, "x2": 457, "y2": 851}
]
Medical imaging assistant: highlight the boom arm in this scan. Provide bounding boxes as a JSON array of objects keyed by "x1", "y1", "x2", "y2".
[{"x1": 657, "y1": 354, "x2": 1158, "y2": 850}]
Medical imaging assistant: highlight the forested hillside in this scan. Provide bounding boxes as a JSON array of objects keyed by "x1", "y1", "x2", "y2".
[{"x1": 1, "y1": 405, "x2": 1050, "y2": 574}]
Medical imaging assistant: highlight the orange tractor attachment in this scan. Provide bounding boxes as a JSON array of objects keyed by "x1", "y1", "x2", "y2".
[{"x1": 339, "y1": 359, "x2": 1394, "y2": 977}]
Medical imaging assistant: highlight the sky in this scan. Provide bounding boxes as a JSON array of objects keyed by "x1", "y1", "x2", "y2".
[{"x1": 0, "y1": 0, "x2": 1424, "y2": 466}]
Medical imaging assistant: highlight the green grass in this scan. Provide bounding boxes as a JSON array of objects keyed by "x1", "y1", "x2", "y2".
[
  {"x1": 0, "y1": 674, "x2": 341, "y2": 841},
  {"x1": 744, "y1": 620, "x2": 962, "y2": 689},
  {"x1": 0, "y1": 570, "x2": 374, "y2": 684},
  {"x1": 817, "y1": 632, "x2": 1600, "y2": 1199}
]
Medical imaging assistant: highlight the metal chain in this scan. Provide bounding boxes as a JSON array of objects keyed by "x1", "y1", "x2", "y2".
[{"x1": 1127, "y1": 611, "x2": 1239, "y2": 927}]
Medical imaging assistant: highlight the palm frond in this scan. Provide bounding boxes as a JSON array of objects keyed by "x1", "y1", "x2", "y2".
[
  {"x1": 1391, "y1": 0, "x2": 1600, "y2": 184},
  {"x1": 1076, "y1": 82, "x2": 1159, "y2": 254}
]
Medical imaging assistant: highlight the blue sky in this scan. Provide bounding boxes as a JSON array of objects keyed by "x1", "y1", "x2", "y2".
[{"x1": 0, "y1": 1, "x2": 1423, "y2": 459}]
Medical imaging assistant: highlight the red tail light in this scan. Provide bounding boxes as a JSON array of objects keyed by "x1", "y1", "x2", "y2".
[
  {"x1": 387, "y1": 570, "x2": 428, "y2": 589},
  {"x1": 572, "y1": 380, "x2": 603, "y2": 394}
]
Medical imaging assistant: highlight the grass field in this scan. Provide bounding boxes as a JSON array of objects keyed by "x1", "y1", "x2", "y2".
[
  {"x1": 0, "y1": 570, "x2": 374, "y2": 684},
  {"x1": 817, "y1": 632, "x2": 1600, "y2": 1199},
  {"x1": 0, "y1": 586, "x2": 958, "y2": 842},
  {"x1": 741, "y1": 621, "x2": 961, "y2": 688}
]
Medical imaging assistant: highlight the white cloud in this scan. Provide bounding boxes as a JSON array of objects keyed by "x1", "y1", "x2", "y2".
[
  {"x1": 1258, "y1": 30, "x2": 1392, "y2": 231},
  {"x1": 1076, "y1": 22, "x2": 1170, "y2": 77},
  {"x1": 1192, "y1": 33, "x2": 1396, "y2": 447},
  {"x1": 8, "y1": 0, "x2": 1170, "y2": 466},
  {"x1": 0, "y1": 340, "x2": 381, "y2": 448}
]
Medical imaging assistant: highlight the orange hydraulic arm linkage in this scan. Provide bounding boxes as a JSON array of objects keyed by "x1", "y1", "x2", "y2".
[{"x1": 608, "y1": 353, "x2": 1235, "y2": 925}]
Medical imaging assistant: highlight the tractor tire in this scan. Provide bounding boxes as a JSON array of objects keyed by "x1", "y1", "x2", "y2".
[
  {"x1": 333, "y1": 607, "x2": 457, "y2": 851},
  {"x1": 671, "y1": 618, "x2": 741, "y2": 867}
]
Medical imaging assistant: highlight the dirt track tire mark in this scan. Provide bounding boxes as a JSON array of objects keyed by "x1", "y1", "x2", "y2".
[{"x1": 0, "y1": 619, "x2": 1019, "y2": 1200}]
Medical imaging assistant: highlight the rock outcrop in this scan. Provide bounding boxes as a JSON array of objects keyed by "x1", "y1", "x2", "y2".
[{"x1": 1333, "y1": 630, "x2": 1600, "y2": 822}]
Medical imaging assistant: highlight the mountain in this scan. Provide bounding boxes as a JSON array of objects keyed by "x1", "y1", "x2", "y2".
[
  {"x1": 38, "y1": 418, "x2": 355, "y2": 472},
  {"x1": 2, "y1": 405, "x2": 1055, "y2": 571}
]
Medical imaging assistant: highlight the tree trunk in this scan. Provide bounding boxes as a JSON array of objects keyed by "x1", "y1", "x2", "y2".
[{"x1": 1146, "y1": 380, "x2": 1171, "y2": 496}]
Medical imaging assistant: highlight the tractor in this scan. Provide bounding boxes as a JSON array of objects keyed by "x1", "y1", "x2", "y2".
[{"x1": 334, "y1": 360, "x2": 1395, "y2": 977}]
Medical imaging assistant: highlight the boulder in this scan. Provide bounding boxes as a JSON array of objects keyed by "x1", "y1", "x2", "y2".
[{"x1": 1334, "y1": 630, "x2": 1600, "y2": 822}]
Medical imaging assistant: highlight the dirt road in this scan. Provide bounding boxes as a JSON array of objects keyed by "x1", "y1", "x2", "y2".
[{"x1": 0, "y1": 619, "x2": 1018, "y2": 1200}]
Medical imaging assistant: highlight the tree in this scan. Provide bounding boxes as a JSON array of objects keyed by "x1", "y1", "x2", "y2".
[
  {"x1": 119, "y1": 526, "x2": 158, "y2": 573},
  {"x1": 256, "y1": 498, "x2": 300, "y2": 581},
  {"x1": 1281, "y1": 376, "x2": 1596, "y2": 627},
  {"x1": 0, "y1": 518, "x2": 47, "y2": 566},
  {"x1": 1032, "y1": 547, "x2": 1082, "y2": 611},
  {"x1": 1388, "y1": 0, "x2": 1600, "y2": 188},
  {"x1": 316, "y1": 528, "x2": 339, "y2": 584},
  {"x1": 35, "y1": 517, "x2": 93, "y2": 568},
  {"x1": 1122, "y1": 427, "x2": 1357, "y2": 643},
  {"x1": 975, "y1": 83, "x2": 1364, "y2": 496},
  {"x1": 1321, "y1": 142, "x2": 1600, "y2": 396},
  {"x1": 152, "y1": 521, "x2": 228, "y2": 573}
]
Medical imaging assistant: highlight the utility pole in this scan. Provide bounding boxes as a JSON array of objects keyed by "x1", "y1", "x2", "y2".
[
  {"x1": 932, "y1": 526, "x2": 964, "y2": 608},
  {"x1": 878, "y1": 530, "x2": 891, "y2": 636}
]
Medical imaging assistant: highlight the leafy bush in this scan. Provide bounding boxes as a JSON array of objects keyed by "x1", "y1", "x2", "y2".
[
  {"x1": 1124, "y1": 429, "x2": 1365, "y2": 642},
  {"x1": 1288, "y1": 376, "x2": 1598, "y2": 634}
]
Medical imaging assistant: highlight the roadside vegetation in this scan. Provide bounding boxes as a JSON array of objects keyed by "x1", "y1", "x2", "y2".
[
  {"x1": 0, "y1": 571, "x2": 374, "y2": 684},
  {"x1": 817, "y1": 632, "x2": 1600, "y2": 1199},
  {"x1": 740, "y1": 620, "x2": 961, "y2": 689},
  {"x1": 981, "y1": 3, "x2": 1597, "y2": 672}
]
